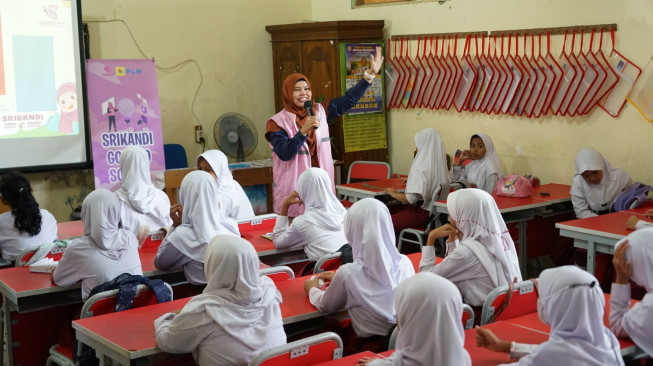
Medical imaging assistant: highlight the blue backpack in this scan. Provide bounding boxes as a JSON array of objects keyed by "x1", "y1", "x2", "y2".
[{"x1": 612, "y1": 182, "x2": 653, "y2": 212}]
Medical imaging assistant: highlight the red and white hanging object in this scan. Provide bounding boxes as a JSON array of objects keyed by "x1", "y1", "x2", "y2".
[{"x1": 598, "y1": 28, "x2": 642, "y2": 117}]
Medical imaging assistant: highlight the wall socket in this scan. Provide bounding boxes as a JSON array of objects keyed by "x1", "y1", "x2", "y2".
[{"x1": 195, "y1": 125, "x2": 203, "y2": 143}]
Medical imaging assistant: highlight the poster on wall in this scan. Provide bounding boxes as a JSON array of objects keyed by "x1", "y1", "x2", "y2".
[{"x1": 85, "y1": 59, "x2": 165, "y2": 190}]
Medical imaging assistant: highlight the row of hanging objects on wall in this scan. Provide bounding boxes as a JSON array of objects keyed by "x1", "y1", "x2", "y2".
[
  {"x1": 384, "y1": 26, "x2": 643, "y2": 118},
  {"x1": 627, "y1": 54, "x2": 653, "y2": 122}
]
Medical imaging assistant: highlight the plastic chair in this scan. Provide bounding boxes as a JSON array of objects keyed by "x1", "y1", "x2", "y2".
[
  {"x1": 260, "y1": 266, "x2": 295, "y2": 282},
  {"x1": 341, "y1": 161, "x2": 391, "y2": 206},
  {"x1": 163, "y1": 143, "x2": 189, "y2": 170},
  {"x1": 46, "y1": 283, "x2": 174, "y2": 366},
  {"x1": 313, "y1": 252, "x2": 343, "y2": 274},
  {"x1": 248, "y1": 332, "x2": 343, "y2": 366},
  {"x1": 397, "y1": 183, "x2": 450, "y2": 253},
  {"x1": 15, "y1": 241, "x2": 68, "y2": 267},
  {"x1": 480, "y1": 279, "x2": 538, "y2": 325},
  {"x1": 387, "y1": 305, "x2": 473, "y2": 349}
]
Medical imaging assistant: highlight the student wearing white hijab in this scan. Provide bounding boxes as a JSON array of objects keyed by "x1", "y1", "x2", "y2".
[
  {"x1": 358, "y1": 272, "x2": 471, "y2": 366},
  {"x1": 115, "y1": 146, "x2": 172, "y2": 240},
  {"x1": 305, "y1": 198, "x2": 415, "y2": 341},
  {"x1": 570, "y1": 148, "x2": 631, "y2": 218},
  {"x1": 476, "y1": 266, "x2": 624, "y2": 366},
  {"x1": 385, "y1": 128, "x2": 450, "y2": 237},
  {"x1": 196, "y1": 150, "x2": 255, "y2": 220},
  {"x1": 53, "y1": 189, "x2": 142, "y2": 300},
  {"x1": 611, "y1": 228, "x2": 653, "y2": 356},
  {"x1": 420, "y1": 188, "x2": 522, "y2": 307},
  {"x1": 155, "y1": 235, "x2": 286, "y2": 365},
  {"x1": 154, "y1": 171, "x2": 239, "y2": 285},
  {"x1": 272, "y1": 167, "x2": 347, "y2": 261},
  {"x1": 451, "y1": 133, "x2": 504, "y2": 193}
]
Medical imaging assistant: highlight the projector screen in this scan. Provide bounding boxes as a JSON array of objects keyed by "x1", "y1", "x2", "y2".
[{"x1": 0, "y1": 0, "x2": 90, "y2": 173}]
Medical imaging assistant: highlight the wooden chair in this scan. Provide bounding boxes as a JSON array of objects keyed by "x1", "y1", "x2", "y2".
[
  {"x1": 480, "y1": 279, "x2": 538, "y2": 325},
  {"x1": 248, "y1": 332, "x2": 343, "y2": 365},
  {"x1": 260, "y1": 266, "x2": 295, "y2": 282}
]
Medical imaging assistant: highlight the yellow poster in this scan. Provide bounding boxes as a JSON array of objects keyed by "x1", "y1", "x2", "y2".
[{"x1": 343, "y1": 113, "x2": 387, "y2": 152}]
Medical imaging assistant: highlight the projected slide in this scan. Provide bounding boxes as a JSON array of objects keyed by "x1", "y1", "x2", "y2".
[{"x1": 0, "y1": 1, "x2": 80, "y2": 140}]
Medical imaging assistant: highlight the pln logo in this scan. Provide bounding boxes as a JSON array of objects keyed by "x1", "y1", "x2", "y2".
[{"x1": 115, "y1": 67, "x2": 142, "y2": 76}]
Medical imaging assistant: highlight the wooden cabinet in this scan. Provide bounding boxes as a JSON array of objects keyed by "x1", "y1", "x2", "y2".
[{"x1": 266, "y1": 21, "x2": 387, "y2": 181}]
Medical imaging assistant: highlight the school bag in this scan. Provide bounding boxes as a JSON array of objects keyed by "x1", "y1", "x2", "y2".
[
  {"x1": 612, "y1": 182, "x2": 653, "y2": 212},
  {"x1": 494, "y1": 174, "x2": 534, "y2": 198}
]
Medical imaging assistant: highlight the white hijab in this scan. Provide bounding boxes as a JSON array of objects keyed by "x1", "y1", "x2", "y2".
[
  {"x1": 570, "y1": 149, "x2": 630, "y2": 211},
  {"x1": 614, "y1": 228, "x2": 653, "y2": 355},
  {"x1": 115, "y1": 145, "x2": 158, "y2": 213},
  {"x1": 167, "y1": 171, "x2": 239, "y2": 261},
  {"x1": 448, "y1": 189, "x2": 522, "y2": 287},
  {"x1": 81, "y1": 189, "x2": 137, "y2": 260},
  {"x1": 517, "y1": 266, "x2": 623, "y2": 366},
  {"x1": 343, "y1": 198, "x2": 415, "y2": 322},
  {"x1": 406, "y1": 128, "x2": 449, "y2": 211},
  {"x1": 465, "y1": 133, "x2": 503, "y2": 190},
  {"x1": 386, "y1": 272, "x2": 471, "y2": 366},
  {"x1": 297, "y1": 168, "x2": 346, "y2": 231},
  {"x1": 167, "y1": 235, "x2": 284, "y2": 348}
]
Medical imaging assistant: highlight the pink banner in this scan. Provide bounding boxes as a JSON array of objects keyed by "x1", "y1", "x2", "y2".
[{"x1": 85, "y1": 59, "x2": 165, "y2": 190}]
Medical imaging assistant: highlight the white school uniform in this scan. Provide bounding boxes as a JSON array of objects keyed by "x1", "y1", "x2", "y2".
[
  {"x1": 0, "y1": 209, "x2": 57, "y2": 261},
  {"x1": 53, "y1": 189, "x2": 142, "y2": 300},
  {"x1": 609, "y1": 228, "x2": 653, "y2": 356},
  {"x1": 420, "y1": 188, "x2": 521, "y2": 306},
  {"x1": 197, "y1": 150, "x2": 255, "y2": 220},
  {"x1": 502, "y1": 266, "x2": 623, "y2": 366},
  {"x1": 404, "y1": 128, "x2": 449, "y2": 211},
  {"x1": 272, "y1": 168, "x2": 347, "y2": 261},
  {"x1": 308, "y1": 198, "x2": 414, "y2": 337},
  {"x1": 154, "y1": 171, "x2": 239, "y2": 285},
  {"x1": 570, "y1": 148, "x2": 631, "y2": 218},
  {"x1": 451, "y1": 133, "x2": 503, "y2": 193},
  {"x1": 155, "y1": 235, "x2": 286, "y2": 365},
  {"x1": 368, "y1": 272, "x2": 471, "y2": 366},
  {"x1": 115, "y1": 145, "x2": 172, "y2": 233}
]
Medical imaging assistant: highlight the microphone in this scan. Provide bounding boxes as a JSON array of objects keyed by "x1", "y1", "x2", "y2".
[{"x1": 304, "y1": 100, "x2": 317, "y2": 130}]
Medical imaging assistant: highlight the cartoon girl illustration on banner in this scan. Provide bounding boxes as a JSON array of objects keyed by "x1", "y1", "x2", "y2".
[{"x1": 46, "y1": 82, "x2": 78, "y2": 134}]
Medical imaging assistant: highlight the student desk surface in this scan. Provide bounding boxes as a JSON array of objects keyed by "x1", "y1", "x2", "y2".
[
  {"x1": 335, "y1": 178, "x2": 406, "y2": 203},
  {"x1": 56, "y1": 219, "x2": 83, "y2": 240},
  {"x1": 434, "y1": 183, "x2": 573, "y2": 277},
  {"x1": 555, "y1": 207, "x2": 652, "y2": 274}
]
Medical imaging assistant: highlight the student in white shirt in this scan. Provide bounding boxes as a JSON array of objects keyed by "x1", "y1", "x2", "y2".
[
  {"x1": 385, "y1": 128, "x2": 449, "y2": 239},
  {"x1": 420, "y1": 188, "x2": 522, "y2": 307},
  {"x1": 475, "y1": 265, "x2": 624, "y2": 366},
  {"x1": 570, "y1": 148, "x2": 631, "y2": 218},
  {"x1": 611, "y1": 228, "x2": 653, "y2": 356},
  {"x1": 451, "y1": 133, "x2": 503, "y2": 193},
  {"x1": 155, "y1": 235, "x2": 286, "y2": 365},
  {"x1": 196, "y1": 149, "x2": 255, "y2": 220},
  {"x1": 52, "y1": 189, "x2": 142, "y2": 300},
  {"x1": 115, "y1": 145, "x2": 172, "y2": 242},
  {"x1": 272, "y1": 167, "x2": 347, "y2": 261},
  {"x1": 358, "y1": 272, "x2": 471, "y2": 365},
  {"x1": 0, "y1": 171, "x2": 57, "y2": 261},
  {"x1": 304, "y1": 198, "x2": 414, "y2": 350},
  {"x1": 154, "y1": 171, "x2": 239, "y2": 285}
]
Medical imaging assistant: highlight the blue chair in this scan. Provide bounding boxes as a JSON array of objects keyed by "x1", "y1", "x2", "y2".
[{"x1": 163, "y1": 144, "x2": 188, "y2": 169}]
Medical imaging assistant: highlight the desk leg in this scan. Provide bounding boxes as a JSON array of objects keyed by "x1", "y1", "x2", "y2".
[
  {"x1": 587, "y1": 240, "x2": 596, "y2": 275},
  {"x1": 2, "y1": 297, "x2": 13, "y2": 366},
  {"x1": 518, "y1": 221, "x2": 528, "y2": 278}
]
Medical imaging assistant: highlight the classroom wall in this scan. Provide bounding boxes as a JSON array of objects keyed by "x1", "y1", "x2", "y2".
[{"x1": 311, "y1": 0, "x2": 653, "y2": 185}]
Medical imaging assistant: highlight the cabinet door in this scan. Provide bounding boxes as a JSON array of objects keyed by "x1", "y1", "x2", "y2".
[
  {"x1": 301, "y1": 41, "x2": 337, "y2": 107},
  {"x1": 272, "y1": 41, "x2": 302, "y2": 111}
]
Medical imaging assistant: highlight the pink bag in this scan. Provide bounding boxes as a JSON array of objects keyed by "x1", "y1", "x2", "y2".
[{"x1": 494, "y1": 174, "x2": 533, "y2": 198}]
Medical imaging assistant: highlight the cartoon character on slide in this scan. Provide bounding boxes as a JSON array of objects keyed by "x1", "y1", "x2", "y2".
[
  {"x1": 46, "y1": 82, "x2": 78, "y2": 134},
  {"x1": 107, "y1": 102, "x2": 119, "y2": 132}
]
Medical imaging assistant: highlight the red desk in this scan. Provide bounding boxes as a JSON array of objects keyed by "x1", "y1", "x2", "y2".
[
  {"x1": 239, "y1": 215, "x2": 308, "y2": 266},
  {"x1": 465, "y1": 321, "x2": 550, "y2": 365},
  {"x1": 335, "y1": 178, "x2": 406, "y2": 203},
  {"x1": 312, "y1": 351, "x2": 379, "y2": 365},
  {"x1": 406, "y1": 252, "x2": 442, "y2": 273},
  {"x1": 435, "y1": 183, "x2": 573, "y2": 277},
  {"x1": 57, "y1": 220, "x2": 83, "y2": 240}
]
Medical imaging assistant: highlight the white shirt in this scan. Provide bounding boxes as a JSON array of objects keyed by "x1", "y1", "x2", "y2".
[
  {"x1": 154, "y1": 226, "x2": 205, "y2": 285},
  {"x1": 0, "y1": 209, "x2": 57, "y2": 261},
  {"x1": 272, "y1": 216, "x2": 346, "y2": 261},
  {"x1": 405, "y1": 128, "x2": 449, "y2": 211},
  {"x1": 119, "y1": 189, "x2": 172, "y2": 233},
  {"x1": 451, "y1": 134, "x2": 503, "y2": 193}
]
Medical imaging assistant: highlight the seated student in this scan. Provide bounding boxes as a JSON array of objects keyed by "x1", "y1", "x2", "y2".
[
  {"x1": 420, "y1": 188, "x2": 522, "y2": 308},
  {"x1": 475, "y1": 266, "x2": 624, "y2": 366},
  {"x1": 571, "y1": 148, "x2": 632, "y2": 219},
  {"x1": 196, "y1": 149, "x2": 255, "y2": 220},
  {"x1": 155, "y1": 170, "x2": 239, "y2": 285},
  {"x1": 155, "y1": 235, "x2": 286, "y2": 365},
  {"x1": 52, "y1": 189, "x2": 142, "y2": 300},
  {"x1": 272, "y1": 167, "x2": 347, "y2": 261},
  {"x1": 304, "y1": 198, "x2": 415, "y2": 352},
  {"x1": 115, "y1": 145, "x2": 172, "y2": 241},
  {"x1": 0, "y1": 171, "x2": 57, "y2": 261},
  {"x1": 451, "y1": 133, "x2": 503, "y2": 193},
  {"x1": 610, "y1": 228, "x2": 653, "y2": 357},
  {"x1": 357, "y1": 272, "x2": 471, "y2": 365},
  {"x1": 384, "y1": 128, "x2": 449, "y2": 238}
]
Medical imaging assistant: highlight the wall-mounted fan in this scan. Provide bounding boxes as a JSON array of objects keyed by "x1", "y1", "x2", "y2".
[{"x1": 213, "y1": 112, "x2": 258, "y2": 162}]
